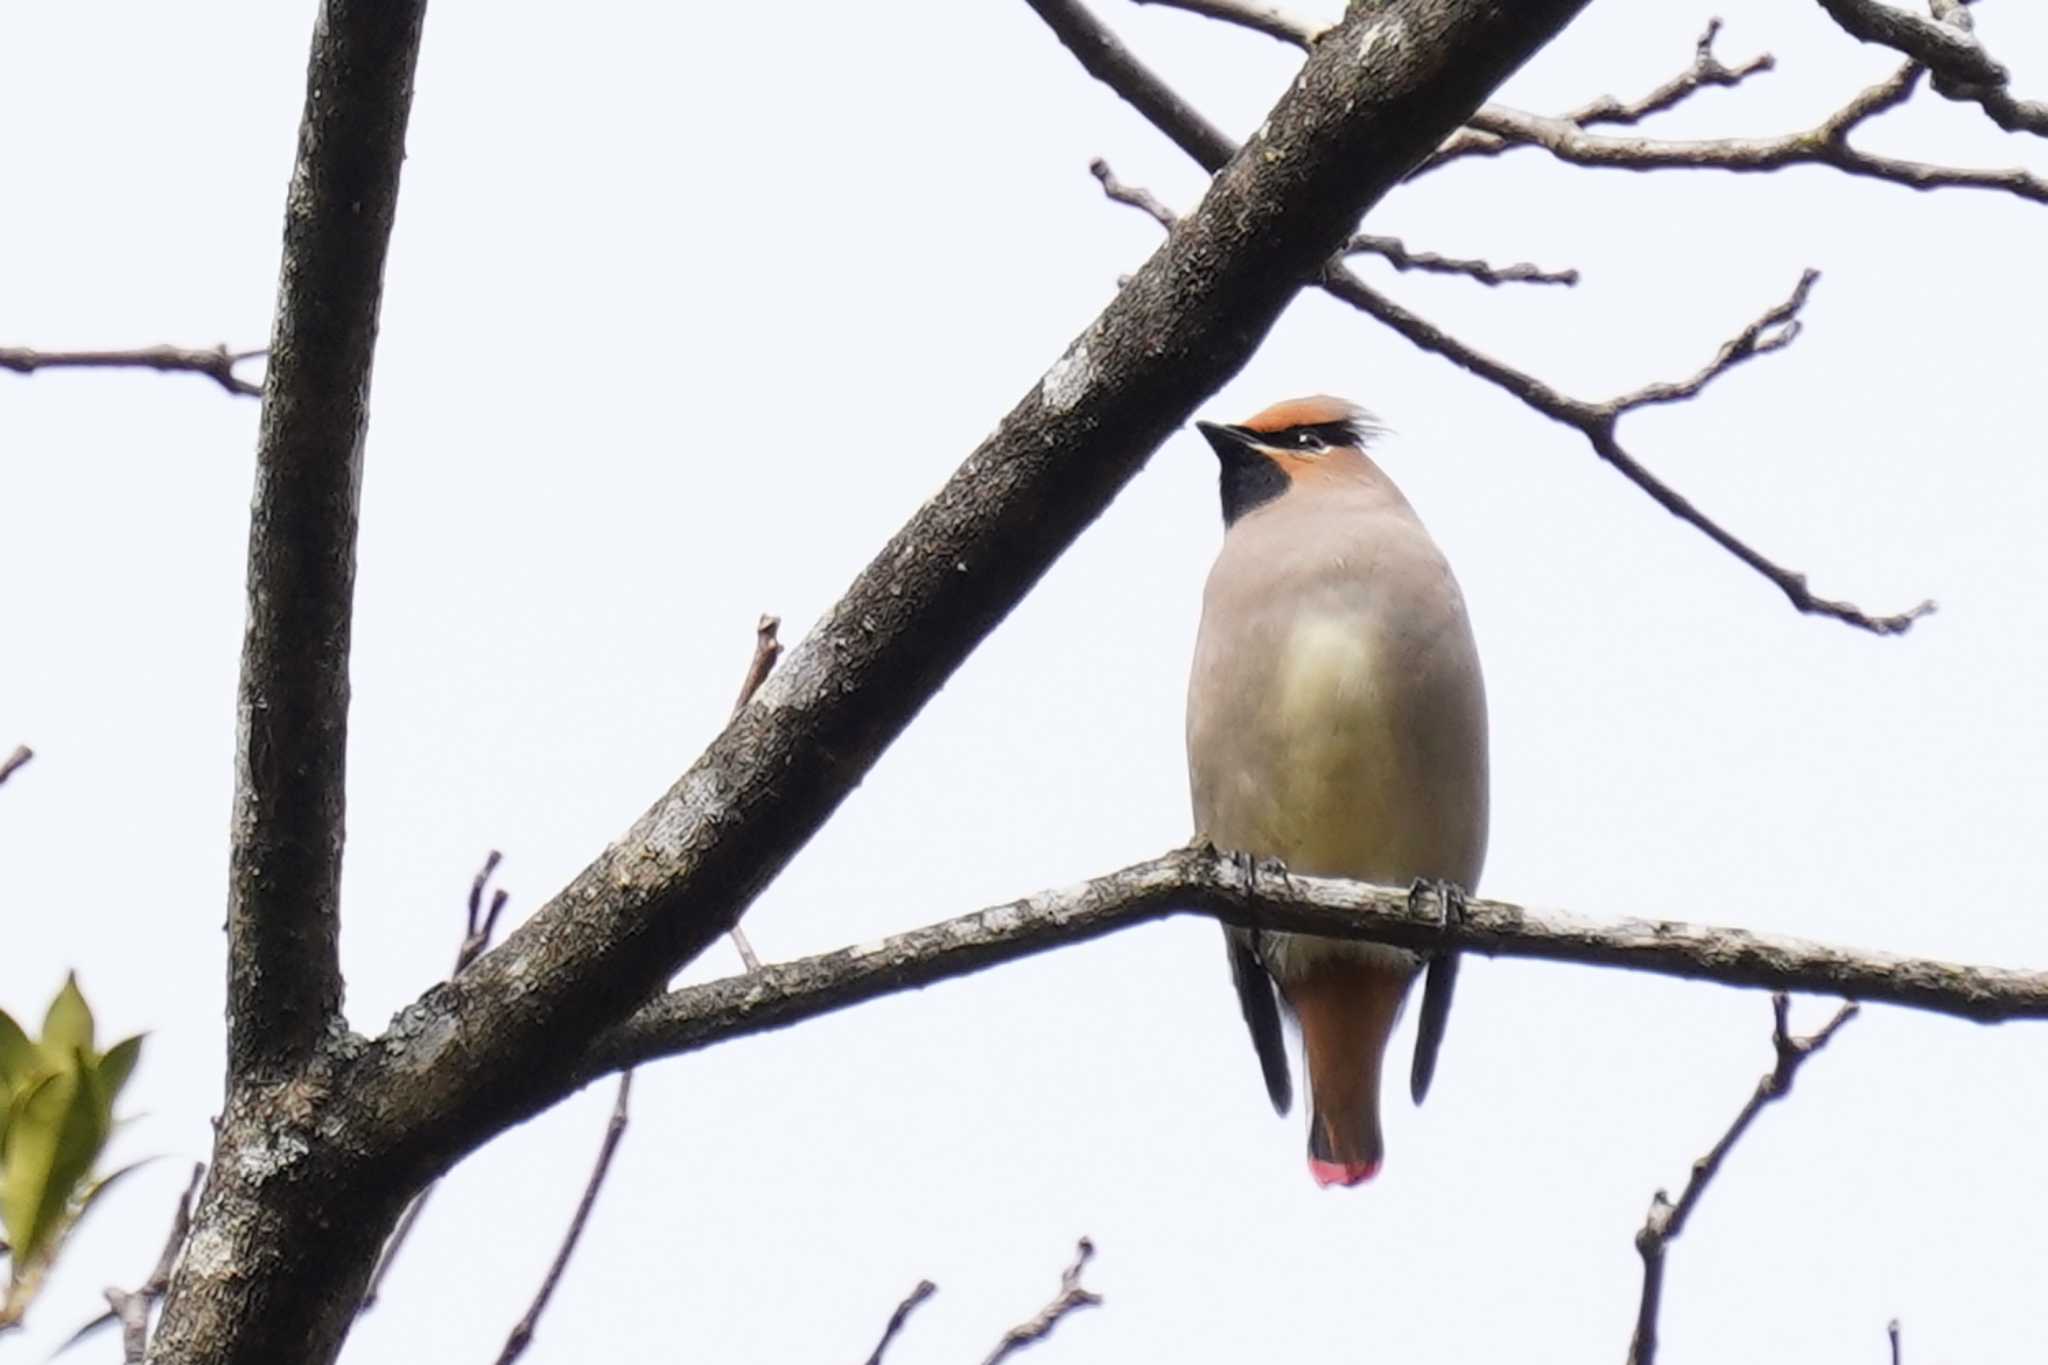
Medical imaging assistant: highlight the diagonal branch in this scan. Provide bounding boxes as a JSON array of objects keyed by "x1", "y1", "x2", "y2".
[
  {"x1": 1313, "y1": 265, "x2": 1936, "y2": 633},
  {"x1": 0, "y1": 745, "x2": 31, "y2": 788},
  {"x1": 864, "y1": 1280, "x2": 938, "y2": 1365},
  {"x1": 0, "y1": 345, "x2": 266, "y2": 398},
  {"x1": 339, "y1": 0, "x2": 1597, "y2": 1190},
  {"x1": 1095, "y1": 144, "x2": 1933, "y2": 633},
  {"x1": 583, "y1": 844, "x2": 2048, "y2": 1082},
  {"x1": 1627, "y1": 996, "x2": 1859, "y2": 1365},
  {"x1": 493, "y1": 1071, "x2": 633, "y2": 1365},
  {"x1": 221, "y1": 0, "x2": 427, "y2": 1084}
]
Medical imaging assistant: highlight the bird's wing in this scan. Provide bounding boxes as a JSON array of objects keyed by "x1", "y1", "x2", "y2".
[{"x1": 1225, "y1": 928, "x2": 1292, "y2": 1115}]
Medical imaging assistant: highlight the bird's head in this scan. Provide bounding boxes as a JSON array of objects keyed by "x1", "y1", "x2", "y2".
[{"x1": 1195, "y1": 395, "x2": 1385, "y2": 527}]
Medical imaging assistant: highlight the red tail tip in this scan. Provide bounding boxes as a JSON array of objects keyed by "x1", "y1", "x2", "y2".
[{"x1": 1308, "y1": 1156, "x2": 1381, "y2": 1188}]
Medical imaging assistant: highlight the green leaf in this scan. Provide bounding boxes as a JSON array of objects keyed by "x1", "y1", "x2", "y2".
[
  {"x1": 39, "y1": 976, "x2": 94, "y2": 1063},
  {"x1": 0, "y1": 1011, "x2": 32, "y2": 1092},
  {"x1": 0, "y1": 1057, "x2": 108, "y2": 1270},
  {"x1": 95, "y1": 1036, "x2": 143, "y2": 1108}
]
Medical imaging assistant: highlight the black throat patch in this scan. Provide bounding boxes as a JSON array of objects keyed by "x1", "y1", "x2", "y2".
[{"x1": 1218, "y1": 448, "x2": 1289, "y2": 527}]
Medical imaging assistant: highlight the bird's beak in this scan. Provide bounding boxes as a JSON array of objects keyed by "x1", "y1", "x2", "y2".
[{"x1": 1196, "y1": 421, "x2": 1262, "y2": 460}]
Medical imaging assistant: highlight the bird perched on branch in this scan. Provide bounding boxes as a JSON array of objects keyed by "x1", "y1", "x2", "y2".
[{"x1": 1185, "y1": 395, "x2": 1488, "y2": 1187}]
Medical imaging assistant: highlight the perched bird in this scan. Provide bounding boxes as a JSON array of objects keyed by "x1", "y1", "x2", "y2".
[{"x1": 1185, "y1": 395, "x2": 1488, "y2": 1188}]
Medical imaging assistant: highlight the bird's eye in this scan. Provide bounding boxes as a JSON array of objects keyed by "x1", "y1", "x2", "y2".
[{"x1": 1285, "y1": 431, "x2": 1326, "y2": 452}]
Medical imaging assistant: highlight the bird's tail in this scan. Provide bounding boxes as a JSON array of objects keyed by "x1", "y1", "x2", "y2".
[{"x1": 1289, "y1": 960, "x2": 1411, "y2": 1188}]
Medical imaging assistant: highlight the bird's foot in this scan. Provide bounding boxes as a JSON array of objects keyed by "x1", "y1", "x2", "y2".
[{"x1": 1407, "y1": 877, "x2": 1468, "y2": 933}]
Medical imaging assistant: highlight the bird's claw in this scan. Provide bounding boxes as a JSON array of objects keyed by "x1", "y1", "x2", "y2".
[{"x1": 1407, "y1": 876, "x2": 1468, "y2": 933}]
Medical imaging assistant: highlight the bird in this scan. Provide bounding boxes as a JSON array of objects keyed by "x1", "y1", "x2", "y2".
[{"x1": 1184, "y1": 395, "x2": 1488, "y2": 1188}]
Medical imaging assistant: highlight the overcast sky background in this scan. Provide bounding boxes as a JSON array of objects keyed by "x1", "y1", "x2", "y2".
[{"x1": 5, "y1": 2, "x2": 2047, "y2": 1361}]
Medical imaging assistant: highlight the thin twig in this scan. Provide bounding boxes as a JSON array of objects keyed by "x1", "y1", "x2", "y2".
[
  {"x1": 0, "y1": 745, "x2": 31, "y2": 787},
  {"x1": 1093, "y1": 159, "x2": 1934, "y2": 634},
  {"x1": 864, "y1": 1280, "x2": 938, "y2": 1365},
  {"x1": 0, "y1": 345, "x2": 265, "y2": 398},
  {"x1": 458, "y1": 849, "x2": 512, "y2": 973},
  {"x1": 729, "y1": 613, "x2": 784, "y2": 720},
  {"x1": 59, "y1": 1163, "x2": 204, "y2": 1359},
  {"x1": 1344, "y1": 233, "x2": 1578, "y2": 287},
  {"x1": 1627, "y1": 996, "x2": 1859, "y2": 1365},
  {"x1": 1128, "y1": 0, "x2": 1329, "y2": 46},
  {"x1": 359, "y1": 851, "x2": 511, "y2": 1313},
  {"x1": 586, "y1": 842, "x2": 2048, "y2": 1081},
  {"x1": 1888, "y1": 1317, "x2": 1903, "y2": 1365},
  {"x1": 722, "y1": 614, "x2": 783, "y2": 973},
  {"x1": 102, "y1": 1290, "x2": 148, "y2": 1365},
  {"x1": 982, "y1": 1239, "x2": 1103, "y2": 1365},
  {"x1": 493, "y1": 1070, "x2": 634, "y2": 1365}
]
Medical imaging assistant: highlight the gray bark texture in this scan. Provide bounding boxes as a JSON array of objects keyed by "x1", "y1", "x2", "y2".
[
  {"x1": 587, "y1": 844, "x2": 2048, "y2": 1083},
  {"x1": 156, "y1": 1, "x2": 1594, "y2": 1360}
]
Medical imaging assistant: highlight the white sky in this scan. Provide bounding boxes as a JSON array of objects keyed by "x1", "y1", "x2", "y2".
[{"x1": 5, "y1": 3, "x2": 2047, "y2": 1362}]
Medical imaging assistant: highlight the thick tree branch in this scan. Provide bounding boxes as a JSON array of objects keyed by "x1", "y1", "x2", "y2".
[
  {"x1": 0, "y1": 344, "x2": 265, "y2": 398},
  {"x1": 153, "y1": 2, "x2": 429, "y2": 1361},
  {"x1": 339, "y1": 0, "x2": 1594, "y2": 1195},
  {"x1": 220, "y1": 0, "x2": 424, "y2": 1086},
  {"x1": 1627, "y1": 996, "x2": 1858, "y2": 1365},
  {"x1": 585, "y1": 845, "x2": 2047, "y2": 1081}
]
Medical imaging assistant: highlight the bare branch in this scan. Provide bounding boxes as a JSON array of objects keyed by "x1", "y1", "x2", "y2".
[
  {"x1": 219, "y1": 0, "x2": 427, "y2": 1089},
  {"x1": 1344, "y1": 233, "x2": 1578, "y2": 287},
  {"x1": 1557, "y1": 18, "x2": 1777, "y2": 129},
  {"x1": 494, "y1": 1071, "x2": 633, "y2": 1365},
  {"x1": 0, "y1": 345, "x2": 265, "y2": 398},
  {"x1": 1460, "y1": 68, "x2": 2048, "y2": 203},
  {"x1": 1128, "y1": 0, "x2": 1327, "y2": 46},
  {"x1": 1889, "y1": 1317, "x2": 1903, "y2": 1365},
  {"x1": 864, "y1": 1280, "x2": 938, "y2": 1365},
  {"x1": 359, "y1": 852, "x2": 512, "y2": 1315},
  {"x1": 1814, "y1": 0, "x2": 2003, "y2": 86},
  {"x1": 1093, "y1": 159, "x2": 1933, "y2": 634},
  {"x1": 1096, "y1": 153, "x2": 1576, "y2": 288},
  {"x1": 1814, "y1": 0, "x2": 2048, "y2": 137},
  {"x1": 1627, "y1": 997, "x2": 1859, "y2": 1365},
  {"x1": 59, "y1": 1164, "x2": 204, "y2": 1359},
  {"x1": 724, "y1": 614, "x2": 784, "y2": 973},
  {"x1": 586, "y1": 844, "x2": 2047, "y2": 1081},
  {"x1": 458, "y1": 849, "x2": 512, "y2": 974},
  {"x1": 983, "y1": 1239, "x2": 1103, "y2": 1365},
  {"x1": 0, "y1": 745, "x2": 31, "y2": 788},
  {"x1": 103, "y1": 1289, "x2": 148, "y2": 1365}
]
